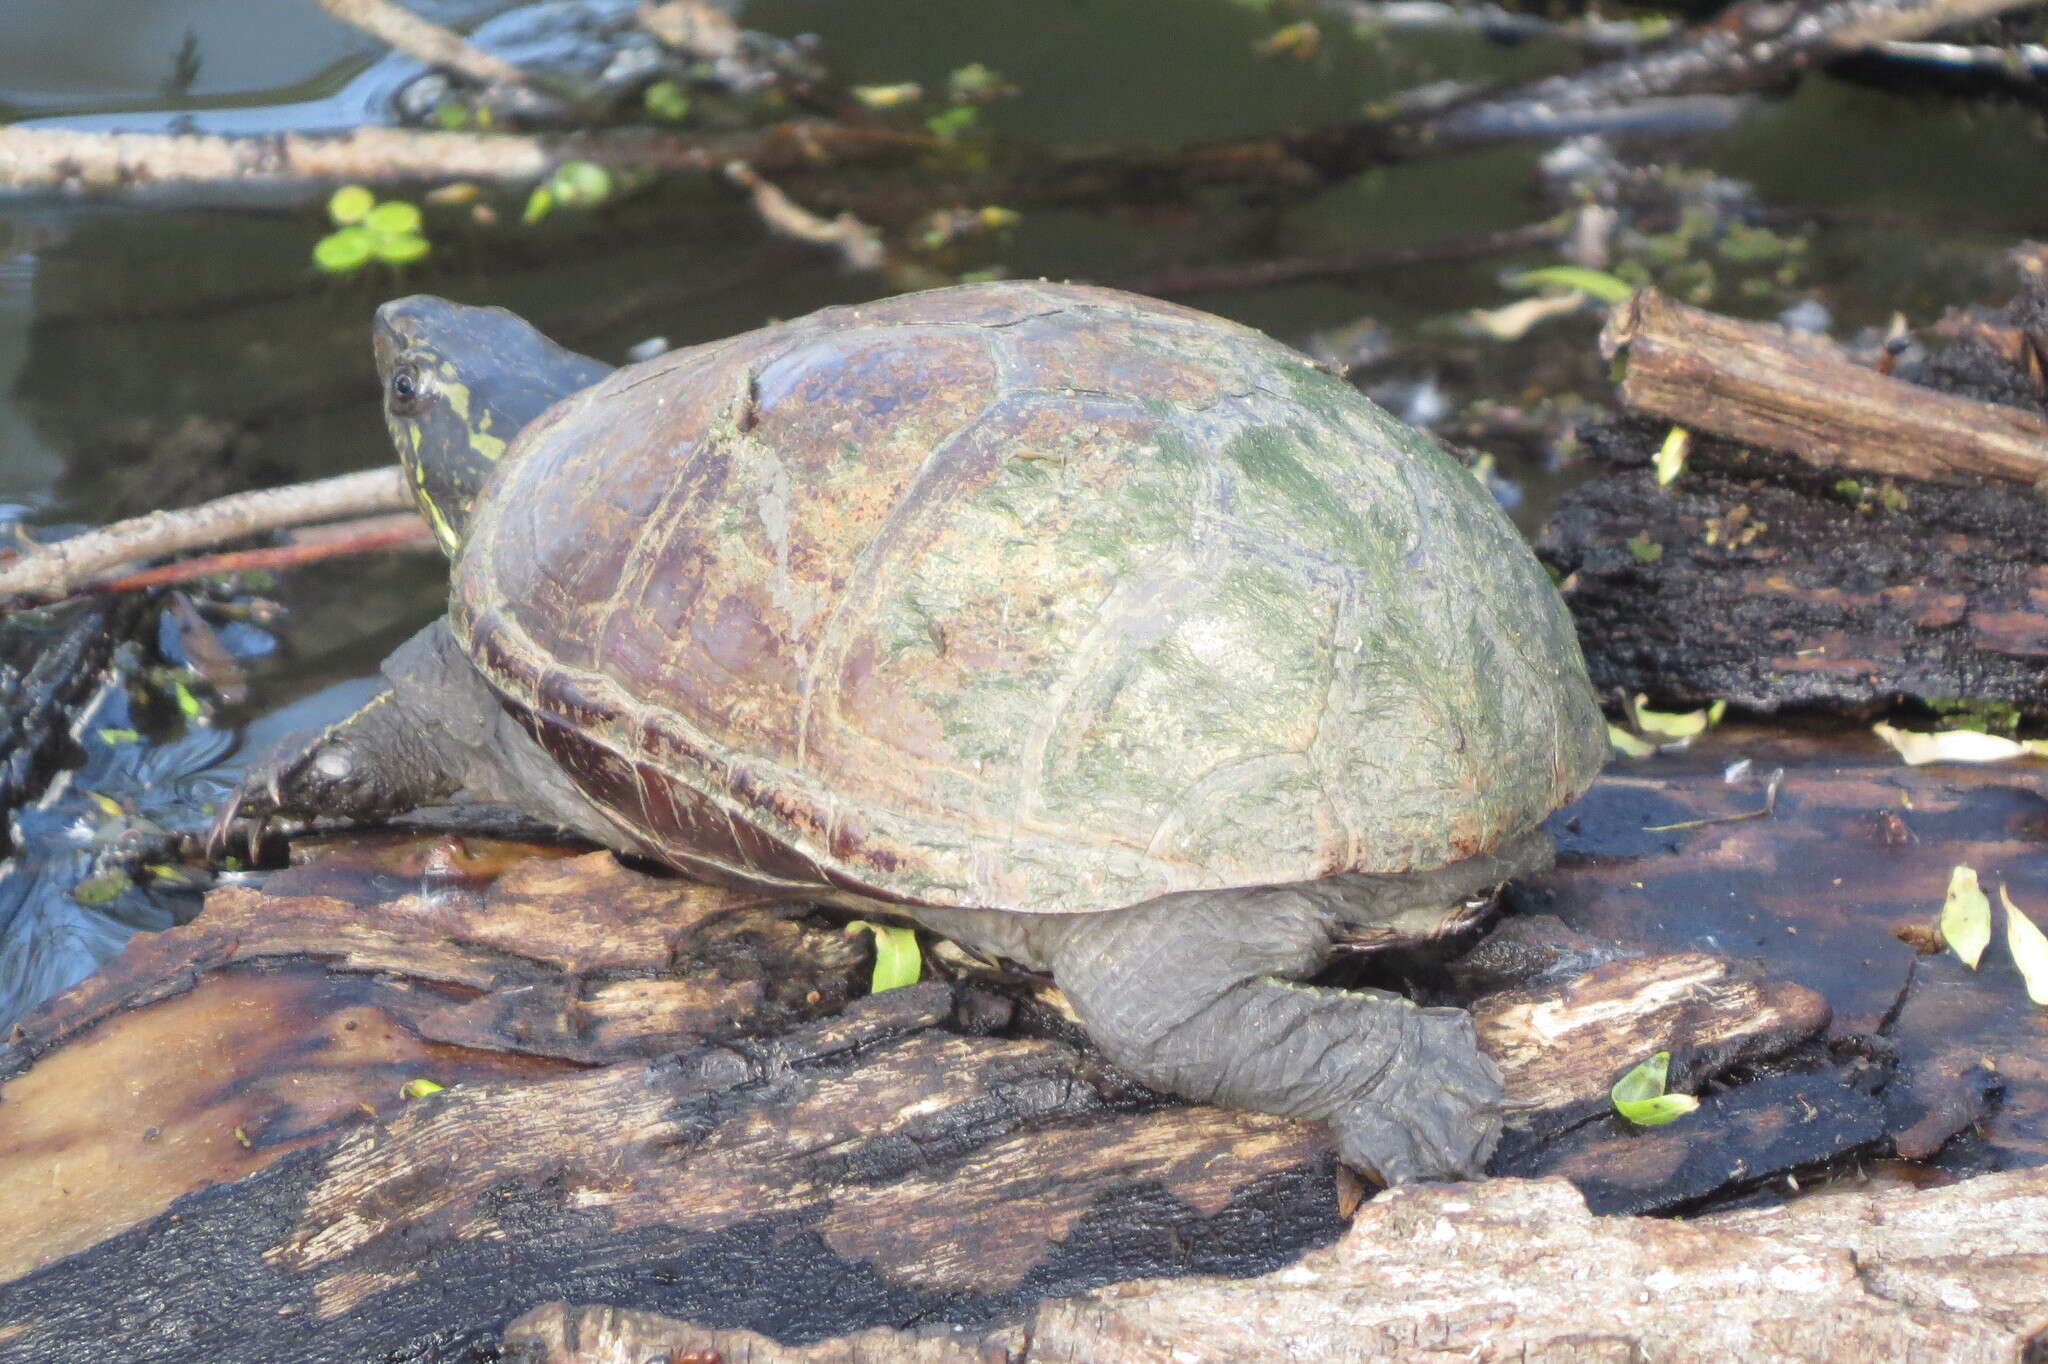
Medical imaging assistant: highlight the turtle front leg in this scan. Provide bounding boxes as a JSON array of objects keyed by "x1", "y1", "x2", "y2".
[
  {"x1": 1037, "y1": 888, "x2": 1504, "y2": 1185},
  {"x1": 210, "y1": 617, "x2": 629, "y2": 858},
  {"x1": 209, "y1": 627, "x2": 475, "y2": 856}
]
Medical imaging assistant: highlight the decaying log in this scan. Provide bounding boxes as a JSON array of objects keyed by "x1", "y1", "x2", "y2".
[
  {"x1": 1601, "y1": 288, "x2": 2048, "y2": 487},
  {"x1": 0, "y1": 818, "x2": 1837, "y2": 1361},
  {"x1": 502, "y1": 1166, "x2": 2048, "y2": 1361}
]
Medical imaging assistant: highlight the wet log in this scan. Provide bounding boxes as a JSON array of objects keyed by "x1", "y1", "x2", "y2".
[{"x1": 0, "y1": 828, "x2": 1831, "y2": 1361}]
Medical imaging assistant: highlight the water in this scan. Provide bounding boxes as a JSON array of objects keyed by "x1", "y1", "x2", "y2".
[{"x1": 0, "y1": 0, "x2": 2044, "y2": 1046}]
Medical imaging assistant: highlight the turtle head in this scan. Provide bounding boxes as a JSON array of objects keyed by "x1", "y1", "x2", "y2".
[{"x1": 373, "y1": 296, "x2": 613, "y2": 557}]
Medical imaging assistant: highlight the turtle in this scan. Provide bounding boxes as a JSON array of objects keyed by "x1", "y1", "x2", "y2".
[{"x1": 216, "y1": 281, "x2": 1606, "y2": 1184}]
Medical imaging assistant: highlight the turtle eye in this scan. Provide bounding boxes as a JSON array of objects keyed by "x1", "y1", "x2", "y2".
[{"x1": 389, "y1": 363, "x2": 427, "y2": 414}]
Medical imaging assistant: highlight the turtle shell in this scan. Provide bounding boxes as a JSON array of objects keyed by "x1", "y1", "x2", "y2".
[{"x1": 453, "y1": 282, "x2": 1605, "y2": 913}]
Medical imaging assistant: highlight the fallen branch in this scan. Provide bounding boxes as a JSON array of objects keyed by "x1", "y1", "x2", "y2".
[
  {"x1": 0, "y1": 122, "x2": 927, "y2": 194},
  {"x1": 316, "y1": 0, "x2": 530, "y2": 91},
  {"x1": 85, "y1": 512, "x2": 436, "y2": 597},
  {"x1": 1600, "y1": 288, "x2": 2048, "y2": 486},
  {"x1": 0, "y1": 467, "x2": 411, "y2": 605}
]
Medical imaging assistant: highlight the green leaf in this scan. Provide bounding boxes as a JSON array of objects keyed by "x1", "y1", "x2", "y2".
[
  {"x1": 1611, "y1": 1051, "x2": 1699, "y2": 1126},
  {"x1": 846, "y1": 920, "x2": 923, "y2": 992},
  {"x1": 173, "y1": 679, "x2": 203, "y2": 719},
  {"x1": 1607, "y1": 724, "x2": 1656, "y2": 758},
  {"x1": 96, "y1": 727, "x2": 140, "y2": 745},
  {"x1": 2002, "y1": 885, "x2": 2048, "y2": 1006},
  {"x1": 431, "y1": 100, "x2": 470, "y2": 130},
  {"x1": 550, "y1": 161, "x2": 612, "y2": 207},
  {"x1": 1512, "y1": 265, "x2": 1635, "y2": 304},
  {"x1": 327, "y1": 184, "x2": 375, "y2": 225},
  {"x1": 371, "y1": 233, "x2": 430, "y2": 265},
  {"x1": 522, "y1": 186, "x2": 554, "y2": 225},
  {"x1": 400, "y1": 1077, "x2": 445, "y2": 1099},
  {"x1": 1625, "y1": 533, "x2": 1663, "y2": 564},
  {"x1": 1654, "y1": 425, "x2": 1691, "y2": 486},
  {"x1": 1941, "y1": 865, "x2": 1992, "y2": 969},
  {"x1": 313, "y1": 227, "x2": 373, "y2": 273},
  {"x1": 643, "y1": 79, "x2": 692, "y2": 121},
  {"x1": 364, "y1": 199, "x2": 422, "y2": 235}
]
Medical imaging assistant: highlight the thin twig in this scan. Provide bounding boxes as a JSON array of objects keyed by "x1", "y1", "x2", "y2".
[
  {"x1": 0, "y1": 467, "x2": 411, "y2": 605},
  {"x1": 86, "y1": 514, "x2": 435, "y2": 598},
  {"x1": 724, "y1": 160, "x2": 886, "y2": 271}
]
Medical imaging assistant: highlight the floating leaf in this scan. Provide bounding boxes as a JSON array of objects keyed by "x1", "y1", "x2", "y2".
[
  {"x1": 1611, "y1": 1051, "x2": 1699, "y2": 1126},
  {"x1": 313, "y1": 227, "x2": 373, "y2": 273},
  {"x1": 1654, "y1": 425, "x2": 1691, "y2": 486},
  {"x1": 327, "y1": 184, "x2": 375, "y2": 225},
  {"x1": 1941, "y1": 865, "x2": 1991, "y2": 969},
  {"x1": 925, "y1": 105, "x2": 979, "y2": 140},
  {"x1": 1512, "y1": 265, "x2": 1634, "y2": 304},
  {"x1": 1607, "y1": 724, "x2": 1656, "y2": 758},
  {"x1": 1254, "y1": 20, "x2": 1322, "y2": 59},
  {"x1": 400, "y1": 1077, "x2": 445, "y2": 1099},
  {"x1": 1872, "y1": 723, "x2": 2044, "y2": 767},
  {"x1": 853, "y1": 82, "x2": 923, "y2": 108},
  {"x1": 364, "y1": 199, "x2": 421, "y2": 235},
  {"x1": 372, "y1": 233, "x2": 430, "y2": 265},
  {"x1": 522, "y1": 186, "x2": 555, "y2": 224},
  {"x1": 846, "y1": 920, "x2": 923, "y2": 992},
  {"x1": 72, "y1": 870, "x2": 132, "y2": 907},
  {"x1": 1633, "y1": 696, "x2": 1725, "y2": 739},
  {"x1": 643, "y1": 79, "x2": 693, "y2": 120},
  {"x1": 1625, "y1": 533, "x2": 1663, "y2": 564},
  {"x1": 2000, "y1": 885, "x2": 2048, "y2": 1006},
  {"x1": 947, "y1": 62, "x2": 1016, "y2": 103}
]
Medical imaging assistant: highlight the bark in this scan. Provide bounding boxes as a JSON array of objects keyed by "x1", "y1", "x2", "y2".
[{"x1": 503, "y1": 1166, "x2": 2048, "y2": 1361}]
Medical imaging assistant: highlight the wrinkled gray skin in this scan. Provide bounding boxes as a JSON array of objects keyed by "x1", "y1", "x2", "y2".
[{"x1": 218, "y1": 297, "x2": 1548, "y2": 1185}]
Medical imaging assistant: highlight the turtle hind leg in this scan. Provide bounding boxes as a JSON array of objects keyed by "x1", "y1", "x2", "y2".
[{"x1": 1035, "y1": 885, "x2": 1505, "y2": 1185}]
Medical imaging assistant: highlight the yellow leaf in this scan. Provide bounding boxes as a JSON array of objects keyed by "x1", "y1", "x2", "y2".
[
  {"x1": 1873, "y1": 723, "x2": 2029, "y2": 766},
  {"x1": 1942, "y1": 866, "x2": 1991, "y2": 969},
  {"x1": 2000, "y1": 885, "x2": 2048, "y2": 1006}
]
